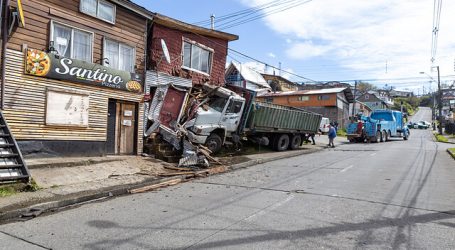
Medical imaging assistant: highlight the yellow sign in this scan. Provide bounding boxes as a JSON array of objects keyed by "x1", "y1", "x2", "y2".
[{"x1": 17, "y1": 0, "x2": 25, "y2": 28}]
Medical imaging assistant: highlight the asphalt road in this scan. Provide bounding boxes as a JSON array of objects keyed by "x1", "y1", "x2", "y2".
[{"x1": 1, "y1": 107, "x2": 454, "y2": 250}]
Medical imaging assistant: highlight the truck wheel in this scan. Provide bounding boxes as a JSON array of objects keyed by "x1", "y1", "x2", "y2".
[
  {"x1": 379, "y1": 131, "x2": 385, "y2": 142},
  {"x1": 383, "y1": 130, "x2": 388, "y2": 142},
  {"x1": 273, "y1": 134, "x2": 289, "y2": 151},
  {"x1": 387, "y1": 130, "x2": 392, "y2": 141},
  {"x1": 289, "y1": 135, "x2": 301, "y2": 150},
  {"x1": 403, "y1": 131, "x2": 409, "y2": 140},
  {"x1": 205, "y1": 134, "x2": 222, "y2": 154},
  {"x1": 374, "y1": 131, "x2": 380, "y2": 143}
]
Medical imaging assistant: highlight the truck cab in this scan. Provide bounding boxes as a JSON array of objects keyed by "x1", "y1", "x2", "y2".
[{"x1": 186, "y1": 86, "x2": 245, "y2": 152}]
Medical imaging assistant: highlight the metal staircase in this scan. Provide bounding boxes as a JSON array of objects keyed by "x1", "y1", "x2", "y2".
[{"x1": 0, "y1": 111, "x2": 30, "y2": 183}]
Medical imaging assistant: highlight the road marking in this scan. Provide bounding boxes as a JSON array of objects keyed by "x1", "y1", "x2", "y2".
[
  {"x1": 245, "y1": 195, "x2": 294, "y2": 221},
  {"x1": 340, "y1": 165, "x2": 354, "y2": 173},
  {"x1": 370, "y1": 152, "x2": 377, "y2": 156}
]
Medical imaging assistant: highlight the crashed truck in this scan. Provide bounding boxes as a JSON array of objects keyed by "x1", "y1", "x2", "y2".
[{"x1": 144, "y1": 71, "x2": 321, "y2": 166}]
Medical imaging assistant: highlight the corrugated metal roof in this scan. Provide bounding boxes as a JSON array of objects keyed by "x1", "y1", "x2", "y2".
[
  {"x1": 305, "y1": 87, "x2": 347, "y2": 94},
  {"x1": 229, "y1": 62, "x2": 270, "y2": 89}
]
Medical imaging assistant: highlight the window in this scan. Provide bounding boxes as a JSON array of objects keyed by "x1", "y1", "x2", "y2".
[
  {"x1": 104, "y1": 39, "x2": 135, "y2": 72},
  {"x1": 182, "y1": 40, "x2": 213, "y2": 74},
  {"x1": 226, "y1": 100, "x2": 243, "y2": 113},
  {"x1": 46, "y1": 90, "x2": 89, "y2": 127},
  {"x1": 265, "y1": 97, "x2": 273, "y2": 103},
  {"x1": 365, "y1": 95, "x2": 369, "y2": 100},
  {"x1": 80, "y1": 0, "x2": 116, "y2": 23},
  {"x1": 298, "y1": 96, "x2": 309, "y2": 101},
  {"x1": 51, "y1": 22, "x2": 93, "y2": 62},
  {"x1": 318, "y1": 95, "x2": 330, "y2": 100}
]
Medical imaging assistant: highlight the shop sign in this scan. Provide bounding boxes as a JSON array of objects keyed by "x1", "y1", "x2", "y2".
[{"x1": 24, "y1": 49, "x2": 142, "y2": 93}]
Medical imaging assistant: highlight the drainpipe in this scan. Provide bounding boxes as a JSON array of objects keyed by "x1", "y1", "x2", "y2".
[{"x1": 1, "y1": 0, "x2": 9, "y2": 110}]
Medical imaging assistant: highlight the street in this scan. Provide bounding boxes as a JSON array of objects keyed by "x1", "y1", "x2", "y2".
[{"x1": 1, "y1": 107, "x2": 454, "y2": 249}]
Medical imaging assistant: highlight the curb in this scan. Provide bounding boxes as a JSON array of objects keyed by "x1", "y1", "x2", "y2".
[
  {"x1": 0, "y1": 147, "x2": 323, "y2": 224},
  {"x1": 447, "y1": 149, "x2": 455, "y2": 160},
  {"x1": 27, "y1": 158, "x2": 125, "y2": 170}
]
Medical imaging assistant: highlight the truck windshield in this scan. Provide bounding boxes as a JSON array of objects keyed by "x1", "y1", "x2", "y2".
[
  {"x1": 371, "y1": 112, "x2": 394, "y2": 121},
  {"x1": 208, "y1": 97, "x2": 228, "y2": 112}
]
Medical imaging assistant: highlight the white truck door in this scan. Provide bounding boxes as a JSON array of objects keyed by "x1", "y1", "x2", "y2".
[{"x1": 221, "y1": 98, "x2": 244, "y2": 133}]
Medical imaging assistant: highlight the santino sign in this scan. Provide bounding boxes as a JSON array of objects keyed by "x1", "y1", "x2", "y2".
[{"x1": 24, "y1": 49, "x2": 142, "y2": 93}]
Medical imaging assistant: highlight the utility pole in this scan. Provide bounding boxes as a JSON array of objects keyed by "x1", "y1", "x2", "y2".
[
  {"x1": 352, "y1": 81, "x2": 357, "y2": 116},
  {"x1": 436, "y1": 66, "x2": 443, "y2": 135}
]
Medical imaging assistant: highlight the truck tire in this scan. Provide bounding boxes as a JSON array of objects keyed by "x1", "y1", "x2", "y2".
[
  {"x1": 380, "y1": 130, "x2": 385, "y2": 142},
  {"x1": 387, "y1": 130, "x2": 391, "y2": 141},
  {"x1": 289, "y1": 135, "x2": 302, "y2": 150},
  {"x1": 205, "y1": 133, "x2": 222, "y2": 154},
  {"x1": 374, "y1": 131, "x2": 380, "y2": 143},
  {"x1": 403, "y1": 130, "x2": 409, "y2": 140},
  {"x1": 383, "y1": 130, "x2": 388, "y2": 142},
  {"x1": 273, "y1": 134, "x2": 289, "y2": 151}
]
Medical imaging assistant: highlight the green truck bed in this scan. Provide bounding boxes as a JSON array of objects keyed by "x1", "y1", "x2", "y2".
[{"x1": 245, "y1": 102, "x2": 322, "y2": 134}]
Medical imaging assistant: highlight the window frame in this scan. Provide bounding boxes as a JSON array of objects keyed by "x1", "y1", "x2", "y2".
[
  {"x1": 297, "y1": 96, "x2": 309, "y2": 101},
  {"x1": 181, "y1": 38, "x2": 213, "y2": 76},
  {"x1": 49, "y1": 20, "x2": 94, "y2": 63},
  {"x1": 79, "y1": 0, "x2": 116, "y2": 24},
  {"x1": 317, "y1": 95, "x2": 331, "y2": 101},
  {"x1": 102, "y1": 37, "x2": 136, "y2": 73}
]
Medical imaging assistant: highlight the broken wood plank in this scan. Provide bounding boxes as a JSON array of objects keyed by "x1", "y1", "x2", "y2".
[
  {"x1": 158, "y1": 172, "x2": 196, "y2": 176},
  {"x1": 164, "y1": 165, "x2": 194, "y2": 171},
  {"x1": 129, "y1": 179, "x2": 181, "y2": 194}
]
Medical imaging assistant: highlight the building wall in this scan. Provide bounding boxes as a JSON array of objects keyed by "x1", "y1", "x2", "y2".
[
  {"x1": 8, "y1": 0, "x2": 147, "y2": 74},
  {"x1": 149, "y1": 23, "x2": 228, "y2": 86},
  {"x1": 256, "y1": 93, "x2": 337, "y2": 107},
  {"x1": 1, "y1": 0, "x2": 147, "y2": 156}
]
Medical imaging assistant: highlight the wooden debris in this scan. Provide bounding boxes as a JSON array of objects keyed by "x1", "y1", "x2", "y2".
[
  {"x1": 129, "y1": 179, "x2": 181, "y2": 194},
  {"x1": 158, "y1": 172, "x2": 195, "y2": 176},
  {"x1": 164, "y1": 166, "x2": 193, "y2": 171}
]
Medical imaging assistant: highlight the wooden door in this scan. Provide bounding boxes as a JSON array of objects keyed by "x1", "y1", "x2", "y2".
[
  {"x1": 106, "y1": 99, "x2": 117, "y2": 154},
  {"x1": 118, "y1": 102, "x2": 136, "y2": 154}
]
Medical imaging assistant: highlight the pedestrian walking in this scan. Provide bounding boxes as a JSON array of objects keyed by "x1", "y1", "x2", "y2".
[{"x1": 328, "y1": 124, "x2": 336, "y2": 148}]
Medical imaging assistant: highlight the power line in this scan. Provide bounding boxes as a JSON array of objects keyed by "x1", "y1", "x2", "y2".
[
  {"x1": 219, "y1": 0, "x2": 313, "y2": 30},
  {"x1": 431, "y1": 0, "x2": 442, "y2": 63}
]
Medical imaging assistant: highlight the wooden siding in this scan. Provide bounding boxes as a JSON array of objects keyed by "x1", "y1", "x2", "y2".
[
  {"x1": 3, "y1": 50, "x2": 143, "y2": 153},
  {"x1": 8, "y1": 0, "x2": 147, "y2": 73},
  {"x1": 257, "y1": 93, "x2": 338, "y2": 107}
]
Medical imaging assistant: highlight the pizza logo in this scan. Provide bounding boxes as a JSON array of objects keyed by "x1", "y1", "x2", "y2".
[
  {"x1": 126, "y1": 80, "x2": 141, "y2": 92},
  {"x1": 25, "y1": 49, "x2": 51, "y2": 76}
]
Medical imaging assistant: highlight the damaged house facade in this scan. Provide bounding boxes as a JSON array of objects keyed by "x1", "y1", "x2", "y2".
[
  {"x1": 142, "y1": 13, "x2": 238, "y2": 163},
  {"x1": 0, "y1": 0, "x2": 151, "y2": 157}
]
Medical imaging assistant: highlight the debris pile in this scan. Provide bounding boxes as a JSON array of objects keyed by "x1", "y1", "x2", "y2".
[{"x1": 143, "y1": 74, "x2": 222, "y2": 168}]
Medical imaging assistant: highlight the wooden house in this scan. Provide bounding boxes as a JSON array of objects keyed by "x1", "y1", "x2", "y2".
[
  {"x1": 256, "y1": 87, "x2": 354, "y2": 128},
  {"x1": 0, "y1": 0, "x2": 152, "y2": 157}
]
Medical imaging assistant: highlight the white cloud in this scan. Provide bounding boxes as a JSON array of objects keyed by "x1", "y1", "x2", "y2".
[
  {"x1": 268, "y1": 52, "x2": 276, "y2": 58},
  {"x1": 242, "y1": 0, "x2": 455, "y2": 91}
]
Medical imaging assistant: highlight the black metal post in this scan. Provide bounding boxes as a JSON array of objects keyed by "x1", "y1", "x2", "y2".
[
  {"x1": 1, "y1": 0, "x2": 10, "y2": 110},
  {"x1": 437, "y1": 66, "x2": 443, "y2": 135}
]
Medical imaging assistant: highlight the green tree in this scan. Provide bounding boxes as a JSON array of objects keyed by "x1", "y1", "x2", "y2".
[{"x1": 357, "y1": 81, "x2": 377, "y2": 93}]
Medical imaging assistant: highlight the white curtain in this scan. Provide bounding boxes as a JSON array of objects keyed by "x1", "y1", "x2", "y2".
[
  {"x1": 120, "y1": 44, "x2": 134, "y2": 72},
  {"x1": 191, "y1": 45, "x2": 201, "y2": 71},
  {"x1": 105, "y1": 39, "x2": 119, "y2": 69},
  {"x1": 80, "y1": 0, "x2": 96, "y2": 16},
  {"x1": 200, "y1": 50, "x2": 210, "y2": 73},
  {"x1": 98, "y1": 1, "x2": 114, "y2": 23},
  {"x1": 73, "y1": 30, "x2": 92, "y2": 62},
  {"x1": 53, "y1": 24, "x2": 71, "y2": 57},
  {"x1": 183, "y1": 42, "x2": 191, "y2": 68}
]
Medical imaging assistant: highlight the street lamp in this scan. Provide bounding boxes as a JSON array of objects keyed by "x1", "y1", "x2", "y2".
[{"x1": 420, "y1": 66, "x2": 443, "y2": 135}]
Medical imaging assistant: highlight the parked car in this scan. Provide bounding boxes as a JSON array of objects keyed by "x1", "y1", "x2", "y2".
[
  {"x1": 407, "y1": 122, "x2": 417, "y2": 129},
  {"x1": 319, "y1": 117, "x2": 330, "y2": 133},
  {"x1": 416, "y1": 121, "x2": 430, "y2": 129}
]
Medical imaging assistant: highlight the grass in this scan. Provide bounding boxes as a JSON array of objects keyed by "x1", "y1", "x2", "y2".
[
  {"x1": 434, "y1": 133, "x2": 449, "y2": 143},
  {"x1": 0, "y1": 186, "x2": 17, "y2": 197},
  {"x1": 448, "y1": 148, "x2": 455, "y2": 160},
  {"x1": 0, "y1": 178, "x2": 40, "y2": 197}
]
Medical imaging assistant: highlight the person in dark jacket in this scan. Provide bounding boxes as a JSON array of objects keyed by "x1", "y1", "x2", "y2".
[{"x1": 328, "y1": 124, "x2": 337, "y2": 148}]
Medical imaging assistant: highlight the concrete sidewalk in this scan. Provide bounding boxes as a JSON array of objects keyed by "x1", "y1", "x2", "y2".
[{"x1": 0, "y1": 136, "x2": 344, "y2": 224}]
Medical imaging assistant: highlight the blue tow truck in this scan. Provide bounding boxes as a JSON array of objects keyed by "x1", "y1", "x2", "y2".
[{"x1": 347, "y1": 109, "x2": 410, "y2": 143}]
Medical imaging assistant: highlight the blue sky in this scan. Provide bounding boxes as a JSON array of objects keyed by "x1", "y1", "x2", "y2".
[{"x1": 133, "y1": 0, "x2": 455, "y2": 93}]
